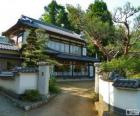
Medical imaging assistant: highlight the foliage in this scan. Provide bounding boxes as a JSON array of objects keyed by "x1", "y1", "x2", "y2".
[
  {"x1": 84, "y1": 2, "x2": 140, "y2": 60},
  {"x1": 87, "y1": 0, "x2": 113, "y2": 25},
  {"x1": 113, "y1": 2, "x2": 140, "y2": 55},
  {"x1": 22, "y1": 29, "x2": 51, "y2": 67},
  {"x1": 20, "y1": 90, "x2": 41, "y2": 102},
  {"x1": 100, "y1": 56, "x2": 140, "y2": 78},
  {"x1": 129, "y1": 73, "x2": 140, "y2": 79},
  {"x1": 49, "y1": 77, "x2": 60, "y2": 93},
  {"x1": 82, "y1": 0, "x2": 116, "y2": 60},
  {"x1": 41, "y1": 0, "x2": 71, "y2": 29},
  {"x1": 66, "y1": 4, "x2": 85, "y2": 34},
  {"x1": 83, "y1": 17, "x2": 116, "y2": 60}
]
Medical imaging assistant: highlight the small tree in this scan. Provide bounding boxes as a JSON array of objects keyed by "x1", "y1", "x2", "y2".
[{"x1": 22, "y1": 29, "x2": 49, "y2": 67}]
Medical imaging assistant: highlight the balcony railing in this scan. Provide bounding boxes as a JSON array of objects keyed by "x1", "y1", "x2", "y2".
[{"x1": 51, "y1": 71, "x2": 88, "y2": 77}]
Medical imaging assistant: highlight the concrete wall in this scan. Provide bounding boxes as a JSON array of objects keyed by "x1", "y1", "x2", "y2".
[
  {"x1": 0, "y1": 78, "x2": 17, "y2": 92},
  {"x1": 0, "y1": 73, "x2": 38, "y2": 94},
  {"x1": 0, "y1": 64, "x2": 50, "y2": 95},
  {"x1": 99, "y1": 78, "x2": 140, "y2": 111},
  {"x1": 16, "y1": 73, "x2": 38, "y2": 94}
]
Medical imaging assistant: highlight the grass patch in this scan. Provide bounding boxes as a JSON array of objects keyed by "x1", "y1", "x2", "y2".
[
  {"x1": 20, "y1": 89, "x2": 42, "y2": 102},
  {"x1": 49, "y1": 77, "x2": 61, "y2": 94}
]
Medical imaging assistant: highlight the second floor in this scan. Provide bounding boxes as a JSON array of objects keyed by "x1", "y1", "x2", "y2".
[
  {"x1": 8, "y1": 30, "x2": 87, "y2": 56},
  {"x1": 3, "y1": 15, "x2": 87, "y2": 56}
]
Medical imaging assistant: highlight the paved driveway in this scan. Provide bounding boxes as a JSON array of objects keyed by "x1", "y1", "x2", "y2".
[{"x1": 0, "y1": 81, "x2": 98, "y2": 116}]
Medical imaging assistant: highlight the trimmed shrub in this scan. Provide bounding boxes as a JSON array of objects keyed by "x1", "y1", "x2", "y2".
[
  {"x1": 49, "y1": 77, "x2": 60, "y2": 93},
  {"x1": 20, "y1": 89, "x2": 41, "y2": 102},
  {"x1": 100, "y1": 56, "x2": 140, "y2": 78}
]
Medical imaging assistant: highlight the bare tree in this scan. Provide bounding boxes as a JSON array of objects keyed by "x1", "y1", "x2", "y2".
[{"x1": 113, "y1": 2, "x2": 140, "y2": 55}]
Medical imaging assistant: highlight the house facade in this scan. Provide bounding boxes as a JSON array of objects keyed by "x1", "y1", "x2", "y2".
[
  {"x1": 2, "y1": 15, "x2": 99, "y2": 79},
  {"x1": 0, "y1": 36, "x2": 21, "y2": 70}
]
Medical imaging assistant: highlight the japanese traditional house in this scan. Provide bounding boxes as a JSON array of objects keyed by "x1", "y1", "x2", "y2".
[
  {"x1": 3, "y1": 15, "x2": 99, "y2": 79},
  {"x1": 0, "y1": 36, "x2": 21, "y2": 70}
]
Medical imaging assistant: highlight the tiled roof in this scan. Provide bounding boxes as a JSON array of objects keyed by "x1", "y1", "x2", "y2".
[
  {"x1": 18, "y1": 15, "x2": 84, "y2": 42},
  {"x1": 0, "y1": 71, "x2": 15, "y2": 78},
  {"x1": 0, "y1": 68, "x2": 38, "y2": 78},
  {"x1": 0, "y1": 54, "x2": 21, "y2": 59},
  {"x1": 46, "y1": 48, "x2": 99, "y2": 62},
  {"x1": 15, "y1": 67, "x2": 38, "y2": 73},
  {"x1": 0, "y1": 36, "x2": 18, "y2": 51},
  {"x1": 57, "y1": 54, "x2": 99, "y2": 62},
  {"x1": 113, "y1": 79, "x2": 140, "y2": 88}
]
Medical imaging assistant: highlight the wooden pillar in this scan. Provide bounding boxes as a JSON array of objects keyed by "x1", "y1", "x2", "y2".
[{"x1": 72, "y1": 61, "x2": 73, "y2": 78}]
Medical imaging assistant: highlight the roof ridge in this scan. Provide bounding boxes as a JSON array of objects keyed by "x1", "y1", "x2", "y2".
[{"x1": 20, "y1": 15, "x2": 78, "y2": 35}]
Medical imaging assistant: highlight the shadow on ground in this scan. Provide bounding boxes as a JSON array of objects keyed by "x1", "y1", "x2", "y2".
[{"x1": 0, "y1": 81, "x2": 98, "y2": 116}]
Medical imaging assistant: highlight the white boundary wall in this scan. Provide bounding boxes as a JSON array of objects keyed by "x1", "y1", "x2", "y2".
[
  {"x1": 99, "y1": 78, "x2": 140, "y2": 111},
  {"x1": 0, "y1": 78, "x2": 17, "y2": 92},
  {"x1": 0, "y1": 73, "x2": 38, "y2": 94},
  {"x1": 16, "y1": 73, "x2": 38, "y2": 94},
  {"x1": 0, "y1": 64, "x2": 50, "y2": 95}
]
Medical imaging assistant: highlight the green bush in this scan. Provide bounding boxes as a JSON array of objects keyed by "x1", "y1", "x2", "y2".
[
  {"x1": 20, "y1": 89, "x2": 41, "y2": 102},
  {"x1": 49, "y1": 77, "x2": 60, "y2": 93},
  {"x1": 100, "y1": 56, "x2": 140, "y2": 78},
  {"x1": 128, "y1": 73, "x2": 140, "y2": 79}
]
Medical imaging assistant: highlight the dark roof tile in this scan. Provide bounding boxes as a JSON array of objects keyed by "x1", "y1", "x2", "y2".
[
  {"x1": 18, "y1": 15, "x2": 84, "y2": 42},
  {"x1": 113, "y1": 79, "x2": 140, "y2": 89},
  {"x1": 0, "y1": 36, "x2": 19, "y2": 51},
  {"x1": 15, "y1": 67, "x2": 38, "y2": 73}
]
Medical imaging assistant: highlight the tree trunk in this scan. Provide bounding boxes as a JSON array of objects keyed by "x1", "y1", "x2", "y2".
[
  {"x1": 123, "y1": 22, "x2": 130, "y2": 55},
  {"x1": 92, "y1": 39, "x2": 112, "y2": 61},
  {"x1": 124, "y1": 44, "x2": 129, "y2": 55}
]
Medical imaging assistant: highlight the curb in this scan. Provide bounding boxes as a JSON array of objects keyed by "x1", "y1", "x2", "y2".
[{"x1": 1, "y1": 92, "x2": 56, "y2": 111}]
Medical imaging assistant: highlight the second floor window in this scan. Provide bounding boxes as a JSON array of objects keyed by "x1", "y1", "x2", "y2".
[
  {"x1": 17, "y1": 33, "x2": 23, "y2": 48},
  {"x1": 48, "y1": 40, "x2": 82, "y2": 56},
  {"x1": 70, "y1": 45, "x2": 81, "y2": 56}
]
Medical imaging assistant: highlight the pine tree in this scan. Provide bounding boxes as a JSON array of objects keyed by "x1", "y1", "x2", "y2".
[{"x1": 22, "y1": 29, "x2": 49, "y2": 67}]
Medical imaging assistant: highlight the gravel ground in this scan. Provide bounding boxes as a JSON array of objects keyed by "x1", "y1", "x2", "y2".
[{"x1": 0, "y1": 81, "x2": 98, "y2": 116}]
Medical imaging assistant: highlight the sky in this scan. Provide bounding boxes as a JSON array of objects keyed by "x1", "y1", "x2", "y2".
[{"x1": 0, "y1": 0, "x2": 140, "y2": 35}]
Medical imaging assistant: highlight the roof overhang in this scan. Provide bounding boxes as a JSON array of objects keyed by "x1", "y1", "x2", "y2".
[
  {"x1": 46, "y1": 48, "x2": 99, "y2": 63},
  {"x1": 3, "y1": 15, "x2": 86, "y2": 43}
]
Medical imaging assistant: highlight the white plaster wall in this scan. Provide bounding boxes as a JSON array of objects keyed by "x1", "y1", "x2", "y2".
[
  {"x1": 22, "y1": 29, "x2": 30, "y2": 44},
  {"x1": 16, "y1": 73, "x2": 38, "y2": 94},
  {"x1": 82, "y1": 47, "x2": 87, "y2": 56},
  {"x1": 38, "y1": 65, "x2": 50, "y2": 95},
  {"x1": 0, "y1": 78, "x2": 16, "y2": 92},
  {"x1": 99, "y1": 78, "x2": 140, "y2": 111}
]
